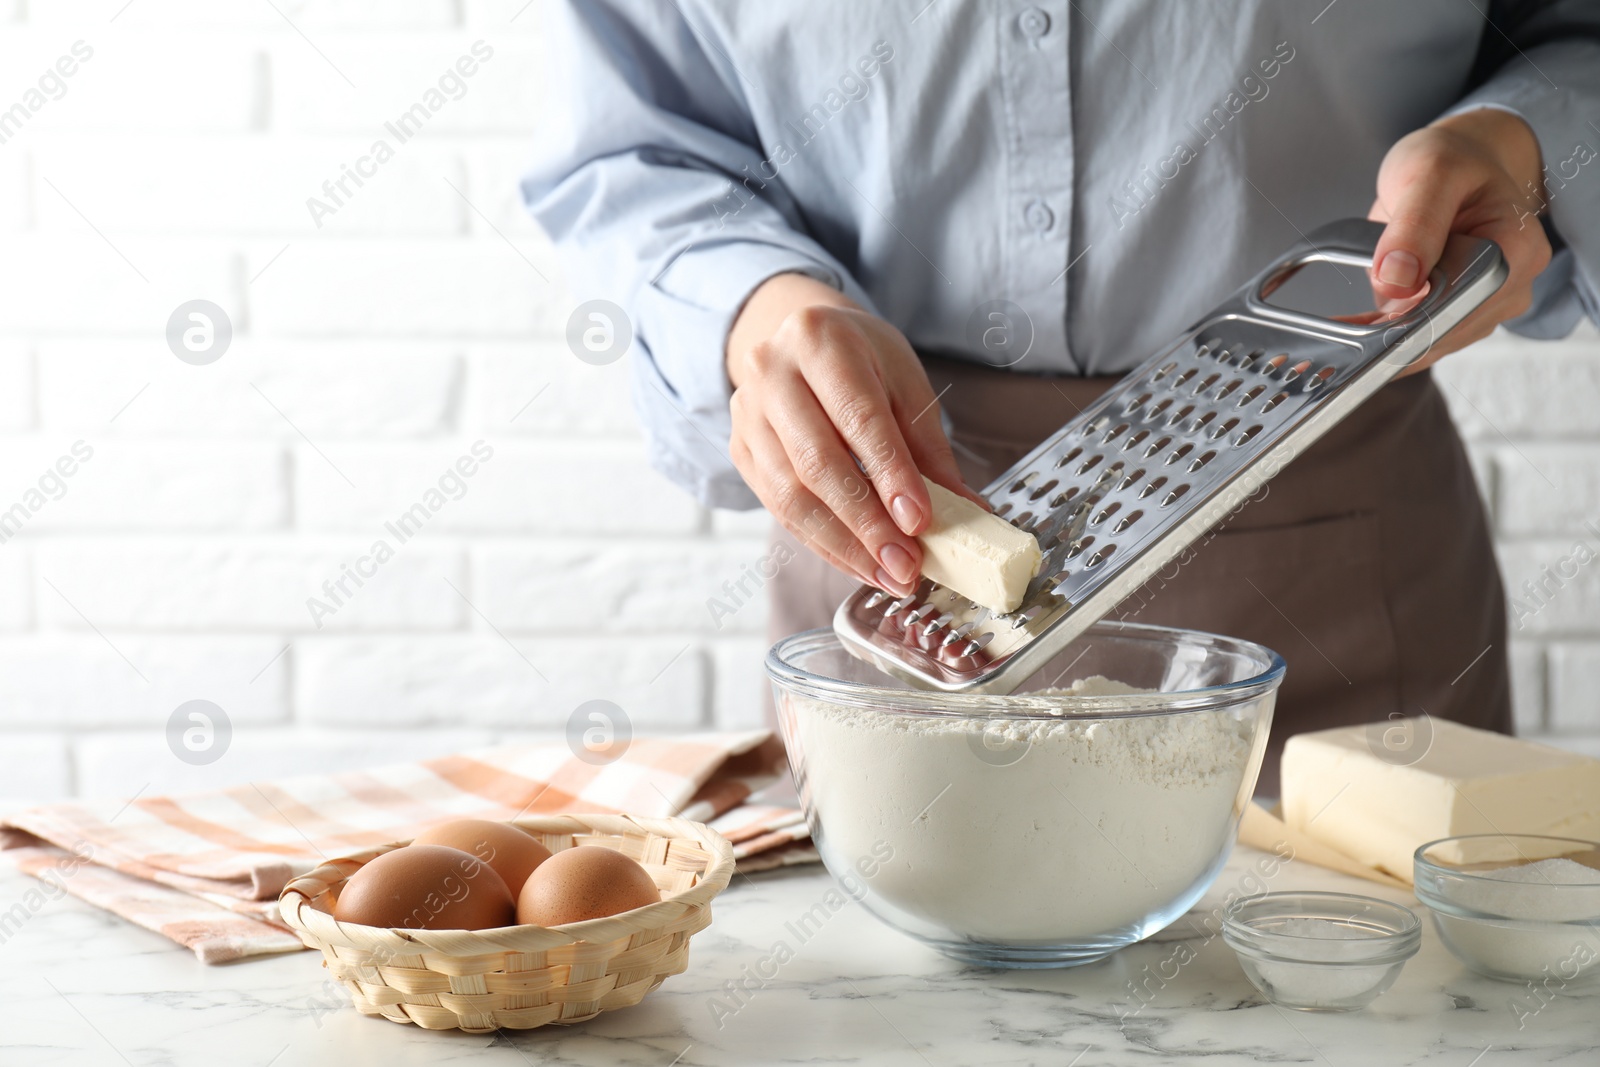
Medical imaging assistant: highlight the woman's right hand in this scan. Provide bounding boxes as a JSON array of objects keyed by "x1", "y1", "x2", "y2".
[{"x1": 725, "y1": 272, "x2": 982, "y2": 596}]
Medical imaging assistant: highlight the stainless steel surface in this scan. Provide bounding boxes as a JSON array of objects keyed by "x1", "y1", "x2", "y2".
[{"x1": 833, "y1": 218, "x2": 1507, "y2": 693}]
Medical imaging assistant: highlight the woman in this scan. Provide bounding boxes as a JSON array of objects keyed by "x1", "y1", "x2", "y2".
[{"x1": 525, "y1": 1, "x2": 1598, "y2": 790}]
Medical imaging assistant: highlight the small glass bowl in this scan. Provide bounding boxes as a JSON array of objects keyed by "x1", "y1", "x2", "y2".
[
  {"x1": 1222, "y1": 891, "x2": 1421, "y2": 1011},
  {"x1": 1413, "y1": 834, "x2": 1600, "y2": 986}
]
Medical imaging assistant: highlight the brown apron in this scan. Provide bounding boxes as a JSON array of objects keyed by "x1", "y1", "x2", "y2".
[{"x1": 766, "y1": 355, "x2": 1512, "y2": 795}]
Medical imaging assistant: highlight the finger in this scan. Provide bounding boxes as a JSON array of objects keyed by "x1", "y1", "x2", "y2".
[
  {"x1": 1414, "y1": 211, "x2": 1549, "y2": 366},
  {"x1": 1391, "y1": 275, "x2": 1500, "y2": 375},
  {"x1": 729, "y1": 395, "x2": 876, "y2": 586},
  {"x1": 737, "y1": 411, "x2": 902, "y2": 592},
  {"x1": 799, "y1": 338, "x2": 935, "y2": 538},
  {"x1": 1369, "y1": 171, "x2": 1471, "y2": 302},
  {"x1": 764, "y1": 376, "x2": 924, "y2": 592},
  {"x1": 1398, "y1": 324, "x2": 1491, "y2": 373}
]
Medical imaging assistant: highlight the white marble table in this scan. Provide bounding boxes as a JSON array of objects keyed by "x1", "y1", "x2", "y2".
[{"x1": 2, "y1": 837, "x2": 1593, "y2": 1066}]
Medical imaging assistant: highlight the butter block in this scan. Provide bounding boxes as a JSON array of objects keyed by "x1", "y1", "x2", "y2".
[
  {"x1": 916, "y1": 477, "x2": 1041, "y2": 614},
  {"x1": 1281, "y1": 718, "x2": 1600, "y2": 881}
]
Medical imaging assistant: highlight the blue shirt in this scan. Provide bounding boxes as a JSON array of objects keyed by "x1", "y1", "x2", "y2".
[{"x1": 523, "y1": 0, "x2": 1600, "y2": 509}]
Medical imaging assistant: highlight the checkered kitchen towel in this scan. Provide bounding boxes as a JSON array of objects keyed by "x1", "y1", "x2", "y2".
[{"x1": 0, "y1": 731, "x2": 814, "y2": 964}]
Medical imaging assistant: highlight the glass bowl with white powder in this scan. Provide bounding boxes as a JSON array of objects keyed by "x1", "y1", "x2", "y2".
[
  {"x1": 766, "y1": 620, "x2": 1282, "y2": 968},
  {"x1": 1414, "y1": 834, "x2": 1600, "y2": 986},
  {"x1": 1221, "y1": 892, "x2": 1421, "y2": 1011}
]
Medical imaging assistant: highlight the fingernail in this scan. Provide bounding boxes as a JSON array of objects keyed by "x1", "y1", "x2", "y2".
[
  {"x1": 879, "y1": 542, "x2": 918, "y2": 585},
  {"x1": 1378, "y1": 250, "x2": 1420, "y2": 289},
  {"x1": 889, "y1": 495, "x2": 922, "y2": 535},
  {"x1": 873, "y1": 567, "x2": 904, "y2": 594}
]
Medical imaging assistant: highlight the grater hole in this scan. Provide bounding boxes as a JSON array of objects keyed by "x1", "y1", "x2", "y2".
[
  {"x1": 1122, "y1": 429, "x2": 1150, "y2": 452},
  {"x1": 1118, "y1": 467, "x2": 1145, "y2": 490},
  {"x1": 1307, "y1": 366, "x2": 1337, "y2": 390},
  {"x1": 1015, "y1": 510, "x2": 1036, "y2": 530},
  {"x1": 1143, "y1": 434, "x2": 1172, "y2": 458},
  {"x1": 1139, "y1": 475, "x2": 1168, "y2": 500},
  {"x1": 1165, "y1": 442, "x2": 1194, "y2": 466},
  {"x1": 1077, "y1": 454, "x2": 1104, "y2": 475},
  {"x1": 1193, "y1": 373, "x2": 1220, "y2": 396},
  {"x1": 1011, "y1": 471, "x2": 1038, "y2": 492},
  {"x1": 1194, "y1": 343, "x2": 1213, "y2": 359},
  {"x1": 1188, "y1": 449, "x2": 1217, "y2": 473},
  {"x1": 1167, "y1": 403, "x2": 1194, "y2": 428},
  {"x1": 1102, "y1": 422, "x2": 1129, "y2": 444},
  {"x1": 1151, "y1": 361, "x2": 1179, "y2": 381},
  {"x1": 1192, "y1": 410, "x2": 1217, "y2": 433},
  {"x1": 1091, "y1": 501, "x2": 1121, "y2": 526},
  {"x1": 1085, "y1": 544, "x2": 1117, "y2": 568},
  {"x1": 1085, "y1": 415, "x2": 1111, "y2": 435},
  {"x1": 1028, "y1": 478, "x2": 1059, "y2": 502},
  {"x1": 1113, "y1": 508, "x2": 1144, "y2": 533},
  {"x1": 1161, "y1": 483, "x2": 1191, "y2": 507},
  {"x1": 1261, "y1": 390, "x2": 1290, "y2": 414},
  {"x1": 1148, "y1": 398, "x2": 1173, "y2": 419},
  {"x1": 1065, "y1": 534, "x2": 1096, "y2": 560},
  {"x1": 1125, "y1": 392, "x2": 1152, "y2": 414},
  {"x1": 1282, "y1": 359, "x2": 1313, "y2": 384},
  {"x1": 1010, "y1": 605, "x2": 1043, "y2": 628},
  {"x1": 1031, "y1": 513, "x2": 1063, "y2": 543},
  {"x1": 1237, "y1": 349, "x2": 1264, "y2": 371},
  {"x1": 1237, "y1": 384, "x2": 1266, "y2": 407},
  {"x1": 1215, "y1": 378, "x2": 1243, "y2": 400},
  {"x1": 1235, "y1": 424, "x2": 1263, "y2": 446},
  {"x1": 1171, "y1": 368, "x2": 1197, "y2": 390},
  {"x1": 1055, "y1": 446, "x2": 1084, "y2": 469},
  {"x1": 1048, "y1": 486, "x2": 1080, "y2": 508},
  {"x1": 1210, "y1": 416, "x2": 1240, "y2": 440},
  {"x1": 993, "y1": 502, "x2": 1013, "y2": 517},
  {"x1": 1263, "y1": 354, "x2": 1289, "y2": 376}
]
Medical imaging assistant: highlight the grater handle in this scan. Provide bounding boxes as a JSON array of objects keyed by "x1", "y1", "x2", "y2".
[{"x1": 1241, "y1": 218, "x2": 1505, "y2": 364}]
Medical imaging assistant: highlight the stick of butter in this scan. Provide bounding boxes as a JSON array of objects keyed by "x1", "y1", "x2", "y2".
[
  {"x1": 1281, "y1": 718, "x2": 1600, "y2": 882},
  {"x1": 916, "y1": 477, "x2": 1041, "y2": 614}
]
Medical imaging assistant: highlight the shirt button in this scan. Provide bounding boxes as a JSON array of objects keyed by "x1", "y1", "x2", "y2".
[
  {"x1": 1018, "y1": 7, "x2": 1051, "y2": 38},
  {"x1": 1024, "y1": 199, "x2": 1054, "y2": 233}
]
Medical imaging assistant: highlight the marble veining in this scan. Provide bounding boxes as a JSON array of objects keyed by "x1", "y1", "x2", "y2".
[{"x1": 2, "y1": 837, "x2": 1594, "y2": 1066}]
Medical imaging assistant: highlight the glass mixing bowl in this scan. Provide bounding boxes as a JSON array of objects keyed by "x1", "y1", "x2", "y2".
[{"x1": 767, "y1": 620, "x2": 1283, "y2": 968}]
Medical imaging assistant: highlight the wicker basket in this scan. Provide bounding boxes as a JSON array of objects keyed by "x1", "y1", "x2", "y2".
[{"x1": 277, "y1": 813, "x2": 736, "y2": 1032}]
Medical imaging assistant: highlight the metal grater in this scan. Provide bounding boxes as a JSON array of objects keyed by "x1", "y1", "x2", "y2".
[{"x1": 833, "y1": 218, "x2": 1506, "y2": 693}]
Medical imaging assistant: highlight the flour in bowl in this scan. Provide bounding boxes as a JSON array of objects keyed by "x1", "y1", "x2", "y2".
[{"x1": 787, "y1": 675, "x2": 1262, "y2": 943}]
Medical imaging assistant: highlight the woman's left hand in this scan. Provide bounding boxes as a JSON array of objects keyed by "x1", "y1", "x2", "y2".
[{"x1": 1368, "y1": 107, "x2": 1552, "y2": 370}]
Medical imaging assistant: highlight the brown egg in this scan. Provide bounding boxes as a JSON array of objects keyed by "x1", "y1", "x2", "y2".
[
  {"x1": 334, "y1": 844, "x2": 515, "y2": 931},
  {"x1": 516, "y1": 846, "x2": 662, "y2": 926},
  {"x1": 411, "y1": 819, "x2": 553, "y2": 896}
]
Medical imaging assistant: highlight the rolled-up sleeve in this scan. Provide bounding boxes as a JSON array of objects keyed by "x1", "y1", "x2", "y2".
[
  {"x1": 521, "y1": 0, "x2": 875, "y2": 509},
  {"x1": 1445, "y1": 1, "x2": 1600, "y2": 337}
]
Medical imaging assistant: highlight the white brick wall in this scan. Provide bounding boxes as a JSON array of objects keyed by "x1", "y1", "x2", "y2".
[
  {"x1": 0, "y1": 5, "x2": 1595, "y2": 803},
  {"x1": 1440, "y1": 332, "x2": 1600, "y2": 748}
]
